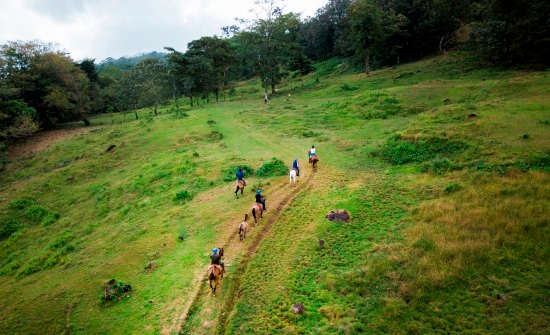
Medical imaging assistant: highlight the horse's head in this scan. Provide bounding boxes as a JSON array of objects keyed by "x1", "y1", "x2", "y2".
[{"x1": 219, "y1": 247, "x2": 224, "y2": 256}]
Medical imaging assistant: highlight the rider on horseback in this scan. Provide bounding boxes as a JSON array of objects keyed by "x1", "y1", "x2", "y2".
[
  {"x1": 308, "y1": 145, "x2": 316, "y2": 158},
  {"x1": 256, "y1": 189, "x2": 266, "y2": 210},
  {"x1": 292, "y1": 158, "x2": 300, "y2": 176},
  {"x1": 210, "y1": 248, "x2": 224, "y2": 272},
  {"x1": 236, "y1": 168, "x2": 244, "y2": 181}
]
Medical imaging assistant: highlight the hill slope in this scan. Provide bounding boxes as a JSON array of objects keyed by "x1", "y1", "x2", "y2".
[{"x1": 1, "y1": 53, "x2": 549, "y2": 334}]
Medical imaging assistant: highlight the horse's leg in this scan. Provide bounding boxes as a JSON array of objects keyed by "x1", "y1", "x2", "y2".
[
  {"x1": 252, "y1": 208, "x2": 257, "y2": 224},
  {"x1": 234, "y1": 186, "x2": 238, "y2": 197},
  {"x1": 241, "y1": 187, "x2": 244, "y2": 195}
]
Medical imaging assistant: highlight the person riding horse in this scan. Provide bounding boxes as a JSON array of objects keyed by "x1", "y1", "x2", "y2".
[
  {"x1": 292, "y1": 158, "x2": 300, "y2": 176},
  {"x1": 236, "y1": 168, "x2": 245, "y2": 183},
  {"x1": 210, "y1": 248, "x2": 224, "y2": 273},
  {"x1": 308, "y1": 145, "x2": 316, "y2": 159},
  {"x1": 255, "y1": 189, "x2": 266, "y2": 210}
]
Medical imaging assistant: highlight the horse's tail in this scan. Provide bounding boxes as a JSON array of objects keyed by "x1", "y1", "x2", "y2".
[
  {"x1": 239, "y1": 224, "x2": 243, "y2": 234},
  {"x1": 209, "y1": 272, "x2": 215, "y2": 281},
  {"x1": 252, "y1": 207, "x2": 256, "y2": 220}
]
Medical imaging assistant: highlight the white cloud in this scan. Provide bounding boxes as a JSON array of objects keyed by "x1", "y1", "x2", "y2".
[{"x1": 0, "y1": 0, "x2": 327, "y2": 61}]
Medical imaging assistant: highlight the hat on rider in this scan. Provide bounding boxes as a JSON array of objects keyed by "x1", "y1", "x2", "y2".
[
  {"x1": 256, "y1": 189, "x2": 261, "y2": 194},
  {"x1": 212, "y1": 248, "x2": 218, "y2": 254}
]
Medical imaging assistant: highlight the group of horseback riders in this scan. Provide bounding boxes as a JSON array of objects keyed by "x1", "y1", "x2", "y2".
[{"x1": 208, "y1": 145, "x2": 319, "y2": 294}]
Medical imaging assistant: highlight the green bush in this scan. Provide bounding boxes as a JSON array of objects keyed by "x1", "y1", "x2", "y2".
[
  {"x1": 444, "y1": 183, "x2": 462, "y2": 194},
  {"x1": 256, "y1": 158, "x2": 289, "y2": 177},
  {"x1": 340, "y1": 83, "x2": 358, "y2": 91},
  {"x1": 175, "y1": 190, "x2": 193, "y2": 203},
  {"x1": 222, "y1": 165, "x2": 254, "y2": 182},
  {"x1": 0, "y1": 219, "x2": 20, "y2": 240},
  {"x1": 302, "y1": 130, "x2": 320, "y2": 138},
  {"x1": 9, "y1": 197, "x2": 36, "y2": 210},
  {"x1": 24, "y1": 205, "x2": 50, "y2": 222},
  {"x1": 422, "y1": 158, "x2": 456, "y2": 175},
  {"x1": 379, "y1": 135, "x2": 468, "y2": 165}
]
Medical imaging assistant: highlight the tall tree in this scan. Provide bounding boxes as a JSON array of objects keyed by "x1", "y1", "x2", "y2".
[{"x1": 250, "y1": 0, "x2": 302, "y2": 94}]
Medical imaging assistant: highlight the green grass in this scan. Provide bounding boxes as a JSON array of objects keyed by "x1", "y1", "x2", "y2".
[{"x1": 0, "y1": 52, "x2": 549, "y2": 334}]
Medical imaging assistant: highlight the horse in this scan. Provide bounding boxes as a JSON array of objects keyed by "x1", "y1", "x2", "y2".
[
  {"x1": 238, "y1": 214, "x2": 249, "y2": 241},
  {"x1": 234, "y1": 179, "x2": 246, "y2": 198},
  {"x1": 290, "y1": 168, "x2": 297, "y2": 186},
  {"x1": 309, "y1": 154, "x2": 319, "y2": 168},
  {"x1": 251, "y1": 198, "x2": 264, "y2": 224},
  {"x1": 207, "y1": 247, "x2": 224, "y2": 295}
]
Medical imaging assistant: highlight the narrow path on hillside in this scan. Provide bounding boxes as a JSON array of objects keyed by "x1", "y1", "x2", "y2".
[{"x1": 172, "y1": 169, "x2": 316, "y2": 335}]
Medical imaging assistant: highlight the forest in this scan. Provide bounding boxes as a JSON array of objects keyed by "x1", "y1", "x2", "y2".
[{"x1": 1, "y1": 0, "x2": 548, "y2": 163}]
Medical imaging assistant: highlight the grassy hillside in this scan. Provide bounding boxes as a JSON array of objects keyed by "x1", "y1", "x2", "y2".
[{"x1": 1, "y1": 53, "x2": 549, "y2": 334}]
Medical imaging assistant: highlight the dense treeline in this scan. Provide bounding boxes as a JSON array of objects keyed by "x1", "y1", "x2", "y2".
[{"x1": 1, "y1": 0, "x2": 548, "y2": 168}]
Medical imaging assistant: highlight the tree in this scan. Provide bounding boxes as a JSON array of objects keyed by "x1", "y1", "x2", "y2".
[
  {"x1": 250, "y1": 0, "x2": 303, "y2": 94},
  {"x1": 135, "y1": 58, "x2": 168, "y2": 115},
  {"x1": 348, "y1": 0, "x2": 383, "y2": 74},
  {"x1": 186, "y1": 36, "x2": 235, "y2": 102}
]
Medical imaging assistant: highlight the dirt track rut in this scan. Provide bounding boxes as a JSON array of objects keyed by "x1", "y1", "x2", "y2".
[{"x1": 173, "y1": 169, "x2": 315, "y2": 335}]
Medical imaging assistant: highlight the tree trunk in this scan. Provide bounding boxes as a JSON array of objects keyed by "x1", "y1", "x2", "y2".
[
  {"x1": 154, "y1": 102, "x2": 158, "y2": 116},
  {"x1": 190, "y1": 96, "x2": 193, "y2": 108},
  {"x1": 80, "y1": 108, "x2": 90, "y2": 126},
  {"x1": 365, "y1": 49, "x2": 371, "y2": 75},
  {"x1": 134, "y1": 104, "x2": 139, "y2": 120},
  {"x1": 215, "y1": 88, "x2": 219, "y2": 103},
  {"x1": 271, "y1": 82, "x2": 275, "y2": 95}
]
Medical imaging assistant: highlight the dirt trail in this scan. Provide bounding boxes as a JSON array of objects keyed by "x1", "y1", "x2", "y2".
[{"x1": 169, "y1": 169, "x2": 316, "y2": 335}]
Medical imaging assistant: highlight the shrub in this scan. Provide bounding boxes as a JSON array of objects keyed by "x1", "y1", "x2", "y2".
[
  {"x1": 422, "y1": 158, "x2": 456, "y2": 175},
  {"x1": 379, "y1": 135, "x2": 468, "y2": 165},
  {"x1": 9, "y1": 197, "x2": 36, "y2": 210},
  {"x1": 206, "y1": 131, "x2": 224, "y2": 142},
  {"x1": 256, "y1": 158, "x2": 289, "y2": 177},
  {"x1": 41, "y1": 212, "x2": 60, "y2": 226},
  {"x1": 175, "y1": 190, "x2": 193, "y2": 203},
  {"x1": 302, "y1": 130, "x2": 320, "y2": 138},
  {"x1": 0, "y1": 218, "x2": 20, "y2": 240},
  {"x1": 222, "y1": 165, "x2": 254, "y2": 182},
  {"x1": 101, "y1": 279, "x2": 132, "y2": 304},
  {"x1": 340, "y1": 83, "x2": 358, "y2": 91},
  {"x1": 444, "y1": 183, "x2": 461, "y2": 194},
  {"x1": 24, "y1": 205, "x2": 49, "y2": 223}
]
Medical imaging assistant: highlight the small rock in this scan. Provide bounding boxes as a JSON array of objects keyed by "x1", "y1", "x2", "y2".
[
  {"x1": 105, "y1": 144, "x2": 116, "y2": 152},
  {"x1": 325, "y1": 209, "x2": 351, "y2": 222},
  {"x1": 292, "y1": 303, "x2": 305, "y2": 315},
  {"x1": 468, "y1": 113, "x2": 477, "y2": 118},
  {"x1": 318, "y1": 240, "x2": 325, "y2": 249}
]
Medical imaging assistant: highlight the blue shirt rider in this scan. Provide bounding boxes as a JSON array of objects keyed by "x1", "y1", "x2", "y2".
[
  {"x1": 292, "y1": 158, "x2": 300, "y2": 176},
  {"x1": 236, "y1": 168, "x2": 244, "y2": 181}
]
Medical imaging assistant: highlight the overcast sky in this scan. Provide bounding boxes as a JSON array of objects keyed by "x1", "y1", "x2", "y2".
[{"x1": 0, "y1": 0, "x2": 327, "y2": 61}]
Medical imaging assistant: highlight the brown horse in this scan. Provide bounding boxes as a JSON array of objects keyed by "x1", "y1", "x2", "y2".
[
  {"x1": 239, "y1": 214, "x2": 249, "y2": 241},
  {"x1": 309, "y1": 154, "x2": 319, "y2": 168},
  {"x1": 251, "y1": 198, "x2": 264, "y2": 224},
  {"x1": 234, "y1": 179, "x2": 246, "y2": 197},
  {"x1": 207, "y1": 247, "x2": 224, "y2": 295}
]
